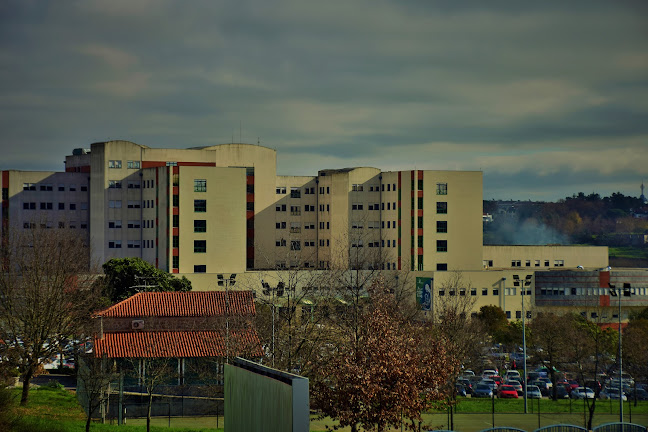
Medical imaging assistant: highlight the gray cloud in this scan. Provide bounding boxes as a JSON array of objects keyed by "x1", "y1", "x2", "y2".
[{"x1": 1, "y1": 0, "x2": 647, "y2": 201}]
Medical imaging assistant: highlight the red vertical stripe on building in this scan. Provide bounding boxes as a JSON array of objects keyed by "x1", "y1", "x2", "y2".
[{"x1": 599, "y1": 271, "x2": 610, "y2": 288}]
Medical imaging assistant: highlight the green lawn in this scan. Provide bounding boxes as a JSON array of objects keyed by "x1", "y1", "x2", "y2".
[{"x1": 5, "y1": 387, "x2": 648, "y2": 432}]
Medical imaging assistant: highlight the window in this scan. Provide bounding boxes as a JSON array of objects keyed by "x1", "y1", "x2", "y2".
[
  {"x1": 471, "y1": 288, "x2": 477, "y2": 296},
  {"x1": 436, "y1": 202, "x2": 447, "y2": 214},
  {"x1": 276, "y1": 187, "x2": 286, "y2": 194},
  {"x1": 417, "y1": 197, "x2": 423, "y2": 209},
  {"x1": 194, "y1": 200, "x2": 206, "y2": 212},
  {"x1": 127, "y1": 220, "x2": 141, "y2": 229},
  {"x1": 368, "y1": 203, "x2": 380, "y2": 210},
  {"x1": 290, "y1": 240, "x2": 301, "y2": 251},
  {"x1": 69, "y1": 203, "x2": 77, "y2": 210},
  {"x1": 437, "y1": 221, "x2": 447, "y2": 233},
  {"x1": 127, "y1": 160, "x2": 141, "y2": 169},
  {"x1": 525, "y1": 260, "x2": 531, "y2": 267},
  {"x1": 173, "y1": 215, "x2": 179, "y2": 227},
  {"x1": 194, "y1": 220, "x2": 206, "y2": 232},
  {"x1": 173, "y1": 236, "x2": 179, "y2": 247},
  {"x1": 108, "y1": 241, "x2": 122, "y2": 248},
  {"x1": 81, "y1": 185, "x2": 88, "y2": 191},
  {"x1": 305, "y1": 223, "x2": 315, "y2": 230},
  {"x1": 23, "y1": 183, "x2": 36, "y2": 191},
  {"x1": 352, "y1": 184, "x2": 364, "y2": 191},
  {"x1": 108, "y1": 160, "x2": 122, "y2": 169},
  {"x1": 127, "y1": 181, "x2": 141, "y2": 189},
  {"x1": 275, "y1": 204, "x2": 286, "y2": 212},
  {"x1": 247, "y1": 202, "x2": 254, "y2": 211},
  {"x1": 108, "y1": 220, "x2": 122, "y2": 229},
  {"x1": 276, "y1": 221, "x2": 286, "y2": 229},
  {"x1": 511, "y1": 260, "x2": 521, "y2": 267},
  {"x1": 172, "y1": 256, "x2": 179, "y2": 268},
  {"x1": 554, "y1": 260, "x2": 564, "y2": 267},
  {"x1": 166, "y1": 162, "x2": 178, "y2": 167},
  {"x1": 194, "y1": 265, "x2": 206, "y2": 273},
  {"x1": 194, "y1": 240, "x2": 206, "y2": 253},
  {"x1": 127, "y1": 240, "x2": 141, "y2": 248},
  {"x1": 2, "y1": 188, "x2": 8, "y2": 200},
  {"x1": 304, "y1": 205, "x2": 315, "y2": 212},
  {"x1": 352, "y1": 221, "x2": 363, "y2": 229},
  {"x1": 437, "y1": 240, "x2": 447, "y2": 252},
  {"x1": 276, "y1": 239, "x2": 286, "y2": 247},
  {"x1": 493, "y1": 289, "x2": 499, "y2": 295},
  {"x1": 23, "y1": 202, "x2": 36, "y2": 210},
  {"x1": 173, "y1": 195, "x2": 179, "y2": 207},
  {"x1": 535, "y1": 260, "x2": 540, "y2": 267},
  {"x1": 436, "y1": 263, "x2": 447, "y2": 271},
  {"x1": 482, "y1": 288, "x2": 488, "y2": 295},
  {"x1": 58, "y1": 203, "x2": 65, "y2": 210},
  {"x1": 108, "y1": 180, "x2": 122, "y2": 189},
  {"x1": 194, "y1": 179, "x2": 207, "y2": 192},
  {"x1": 23, "y1": 222, "x2": 35, "y2": 229},
  {"x1": 304, "y1": 187, "x2": 315, "y2": 194},
  {"x1": 436, "y1": 183, "x2": 447, "y2": 195},
  {"x1": 290, "y1": 206, "x2": 301, "y2": 215},
  {"x1": 39, "y1": 184, "x2": 53, "y2": 191},
  {"x1": 290, "y1": 222, "x2": 301, "y2": 233},
  {"x1": 352, "y1": 203, "x2": 363, "y2": 210},
  {"x1": 290, "y1": 187, "x2": 301, "y2": 198},
  {"x1": 40, "y1": 202, "x2": 53, "y2": 210},
  {"x1": 126, "y1": 200, "x2": 140, "y2": 208},
  {"x1": 544, "y1": 260, "x2": 550, "y2": 267}
]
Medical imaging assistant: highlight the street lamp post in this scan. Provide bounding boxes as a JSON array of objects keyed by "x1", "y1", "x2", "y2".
[
  {"x1": 260, "y1": 280, "x2": 285, "y2": 368},
  {"x1": 609, "y1": 282, "x2": 631, "y2": 424},
  {"x1": 217, "y1": 274, "x2": 237, "y2": 363},
  {"x1": 514, "y1": 274, "x2": 532, "y2": 414}
]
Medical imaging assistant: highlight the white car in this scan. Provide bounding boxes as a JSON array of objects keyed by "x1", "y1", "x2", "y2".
[
  {"x1": 600, "y1": 387, "x2": 627, "y2": 401},
  {"x1": 571, "y1": 387, "x2": 595, "y2": 399}
]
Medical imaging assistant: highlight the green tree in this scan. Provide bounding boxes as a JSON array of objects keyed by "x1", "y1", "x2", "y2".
[
  {"x1": 477, "y1": 305, "x2": 508, "y2": 339},
  {"x1": 99, "y1": 258, "x2": 191, "y2": 302}
]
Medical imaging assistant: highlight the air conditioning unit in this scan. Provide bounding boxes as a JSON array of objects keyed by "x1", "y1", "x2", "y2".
[{"x1": 131, "y1": 320, "x2": 145, "y2": 330}]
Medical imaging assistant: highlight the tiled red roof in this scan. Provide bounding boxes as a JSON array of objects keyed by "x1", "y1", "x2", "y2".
[
  {"x1": 93, "y1": 330, "x2": 263, "y2": 358},
  {"x1": 96, "y1": 291, "x2": 256, "y2": 318}
]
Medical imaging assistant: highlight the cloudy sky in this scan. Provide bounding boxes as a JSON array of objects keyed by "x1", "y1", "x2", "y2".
[{"x1": 1, "y1": 0, "x2": 647, "y2": 201}]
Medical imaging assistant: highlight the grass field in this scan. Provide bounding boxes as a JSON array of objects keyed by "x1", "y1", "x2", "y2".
[{"x1": 5, "y1": 387, "x2": 648, "y2": 431}]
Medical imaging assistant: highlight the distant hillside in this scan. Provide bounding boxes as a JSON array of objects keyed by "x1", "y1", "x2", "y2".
[{"x1": 484, "y1": 192, "x2": 648, "y2": 247}]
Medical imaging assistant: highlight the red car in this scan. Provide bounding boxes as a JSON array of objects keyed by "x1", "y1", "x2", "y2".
[
  {"x1": 491, "y1": 375, "x2": 503, "y2": 386},
  {"x1": 498, "y1": 385, "x2": 519, "y2": 399}
]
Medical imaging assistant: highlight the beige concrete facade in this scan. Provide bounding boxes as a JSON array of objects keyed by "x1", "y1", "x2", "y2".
[
  {"x1": 482, "y1": 245, "x2": 609, "y2": 270},
  {"x1": 5, "y1": 139, "x2": 638, "y2": 323}
]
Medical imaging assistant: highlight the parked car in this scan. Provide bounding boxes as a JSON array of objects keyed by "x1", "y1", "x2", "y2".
[
  {"x1": 457, "y1": 378, "x2": 474, "y2": 395},
  {"x1": 481, "y1": 379, "x2": 498, "y2": 391},
  {"x1": 627, "y1": 388, "x2": 648, "y2": 401},
  {"x1": 555, "y1": 384, "x2": 570, "y2": 399},
  {"x1": 505, "y1": 380, "x2": 523, "y2": 396},
  {"x1": 498, "y1": 385, "x2": 519, "y2": 399},
  {"x1": 456, "y1": 384, "x2": 467, "y2": 397},
  {"x1": 538, "y1": 377, "x2": 553, "y2": 390},
  {"x1": 530, "y1": 380, "x2": 550, "y2": 396},
  {"x1": 526, "y1": 385, "x2": 542, "y2": 399},
  {"x1": 505, "y1": 370, "x2": 521, "y2": 380},
  {"x1": 571, "y1": 387, "x2": 595, "y2": 399},
  {"x1": 599, "y1": 387, "x2": 627, "y2": 401},
  {"x1": 491, "y1": 375, "x2": 503, "y2": 386},
  {"x1": 482, "y1": 369, "x2": 498, "y2": 379},
  {"x1": 463, "y1": 370, "x2": 476, "y2": 377},
  {"x1": 566, "y1": 379, "x2": 580, "y2": 392},
  {"x1": 474, "y1": 383, "x2": 494, "y2": 398}
]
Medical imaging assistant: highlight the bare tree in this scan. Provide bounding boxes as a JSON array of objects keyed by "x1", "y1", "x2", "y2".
[
  {"x1": 76, "y1": 353, "x2": 119, "y2": 432},
  {"x1": 0, "y1": 223, "x2": 99, "y2": 405},
  {"x1": 432, "y1": 271, "x2": 484, "y2": 429},
  {"x1": 529, "y1": 312, "x2": 571, "y2": 400},
  {"x1": 563, "y1": 313, "x2": 616, "y2": 430}
]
